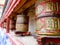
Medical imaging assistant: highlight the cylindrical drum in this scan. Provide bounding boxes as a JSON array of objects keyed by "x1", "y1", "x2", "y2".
[
  {"x1": 36, "y1": 17, "x2": 60, "y2": 36},
  {"x1": 36, "y1": 0, "x2": 58, "y2": 17},
  {"x1": 4, "y1": 22, "x2": 6, "y2": 28},
  {"x1": 10, "y1": 20, "x2": 16, "y2": 30},
  {"x1": 16, "y1": 15, "x2": 28, "y2": 32}
]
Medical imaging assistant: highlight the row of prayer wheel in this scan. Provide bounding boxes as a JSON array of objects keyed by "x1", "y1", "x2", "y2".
[
  {"x1": 3, "y1": 15, "x2": 28, "y2": 33},
  {"x1": 3, "y1": 0, "x2": 60, "y2": 36}
]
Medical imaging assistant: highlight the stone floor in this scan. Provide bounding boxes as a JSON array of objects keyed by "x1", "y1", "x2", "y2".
[{"x1": 0, "y1": 27, "x2": 38, "y2": 45}]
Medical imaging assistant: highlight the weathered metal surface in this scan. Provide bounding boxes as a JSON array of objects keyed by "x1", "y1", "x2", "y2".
[{"x1": 36, "y1": 17, "x2": 60, "y2": 36}]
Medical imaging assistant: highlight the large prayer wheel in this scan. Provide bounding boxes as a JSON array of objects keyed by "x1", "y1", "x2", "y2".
[
  {"x1": 35, "y1": 0, "x2": 60, "y2": 36},
  {"x1": 16, "y1": 15, "x2": 28, "y2": 32}
]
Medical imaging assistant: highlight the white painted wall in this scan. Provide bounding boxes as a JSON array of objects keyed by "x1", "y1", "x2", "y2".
[
  {"x1": 0, "y1": 0, "x2": 5, "y2": 4},
  {"x1": 27, "y1": 6, "x2": 36, "y2": 35},
  {"x1": 29, "y1": 15, "x2": 36, "y2": 35},
  {"x1": 0, "y1": 0, "x2": 5, "y2": 18},
  {"x1": 0, "y1": 6, "x2": 4, "y2": 18}
]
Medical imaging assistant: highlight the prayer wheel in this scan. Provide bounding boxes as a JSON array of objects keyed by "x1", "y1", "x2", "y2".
[
  {"x1": 10, "y1": 20, "x2": 16, "y2": 30},
  {"x1": 16, "y1": 15, "x2": 28, "y2": 32},
  {"x1": 35, "y1": 0, "x2": 60, "y2": 36},
  {"x1": 4, "y1": 22, "x2": 6, "y2": 28}
]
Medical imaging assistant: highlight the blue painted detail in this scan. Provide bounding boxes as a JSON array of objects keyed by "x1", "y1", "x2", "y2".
[{"x1": 0, "y1": 29, "x2": 12, "y2": 45}]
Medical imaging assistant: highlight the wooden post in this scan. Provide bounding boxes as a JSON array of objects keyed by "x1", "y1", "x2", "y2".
[
  {"x1": 0, "y1": 23, "x2": 2, "y2": 28},
  {"x1": 6, "y1": 17, "x2": 10, "y2": 33},
  {"x1": 2, "y1": 23, "x2": 4, "y2": 28},
  {"x1": 1, "y1": 23, "x2": 4, "y2": 28}
]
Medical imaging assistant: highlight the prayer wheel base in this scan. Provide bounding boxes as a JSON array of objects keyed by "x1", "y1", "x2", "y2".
[{"x1": 15, "y1": 32, "x2": 31, "y2": 36}]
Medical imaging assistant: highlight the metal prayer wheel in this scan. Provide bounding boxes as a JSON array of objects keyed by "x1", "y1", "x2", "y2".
[
  {"x1": 4, "y1": 22, "x2": 6, "y2": 28},
  {"x1": 36, "y1": 17, "x2": 60, "y2": 36},
  {"x1": 35, "y1": 0, "x2": 60, "y2": 36},
  {"x1": 16, "y1": 15, "x2": 28, "y2": 32},
  {"x1": 10, "y1": 20, "x2": 16, "y2": 30},
  {"x1": 10, "y1": 15, "x2": 17, "y2": 30}
]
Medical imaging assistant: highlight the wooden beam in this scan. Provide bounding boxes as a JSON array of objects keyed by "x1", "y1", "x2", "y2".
[
  {"x1": 13, "y1": 0, "x2": 27, "y2": 12},
  {"x1": 17, "y1": 0, "x2": 36, "y2": 13},
  {"x1": 9, "y1": 12, "x2": 17, "y2": 19},
  {"x1": 6, "y1": 17, "x2": 10, "y2": 33},
  {"x1": 0, "y1": 0, "x2": 14, "y2": 23}
]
